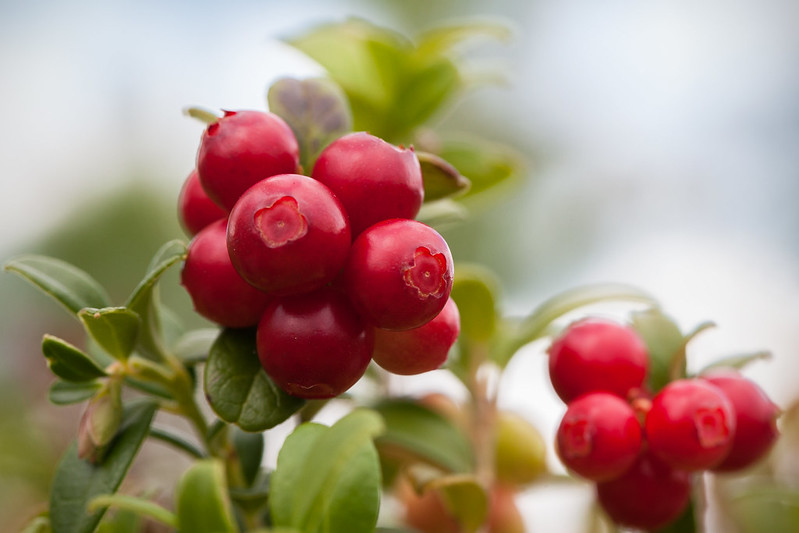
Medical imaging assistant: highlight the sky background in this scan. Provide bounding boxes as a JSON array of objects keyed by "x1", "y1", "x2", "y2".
[{"x1": 1, "y1": 0, "x2": 798, "y2": 530}]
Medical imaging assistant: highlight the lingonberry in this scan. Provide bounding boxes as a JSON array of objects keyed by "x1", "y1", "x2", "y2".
[
  {"x1": 311, "y1": 132, "x2": 424, "y2": 237},
  {"x1": 371, "y1": 296, "x2": 460, "y2": 375},
  {"x1": 556, "y1": 392, "x2": 642, "y2": 482},
  {"x1": 342, "y1": 218, "x2": 454, "y2": 331},
  {"x1": 596, "y1": 451, "x2": 692, "y2": 531},
  {"x1": 227, "y1": 174, "x2": 351, "y2": 295},
  {"x1": 703, "y1": 369, "x2": 780, "y2": 472},
  {"x1": 256, "y1": 287, "x2": 373, "y2": 399},
  {"x1": 180, "y1": 219, "x2": 271, "y2": 328},
  {"x1": 547, "y1": 318, "x2": 649, "y2": 404},
  {"x1": 494, "y1": 411, "x2": 548, "y2": 486},
  {"x1": 645, "y1": 378, "x2": 736, "y2": 471},
  {"x1": 177, "y1": 169, "x2": 227, "y2": 236},
  {"x1": 196, "y1": 110, "x2": 300, "y2": 211}
]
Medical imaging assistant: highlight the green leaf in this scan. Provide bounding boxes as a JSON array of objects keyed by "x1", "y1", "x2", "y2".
[
  {"x1": 204, "y1": 328, "x2": 305, "y2": 432},
  {"x1": 268, "y1": 77, "x2": 353, "y2": 172},
  {"x1": 270, "y1": 409, "x2": 385, "y2": 533},
  {"x1": 78, "y1": 307, "x2": 140, "y2": 361},
  {"x1": 88, "y1": 494, "x2": 177, "y2": 530},
  {"x1": 49, "y1": 401, "x2": 158, "y2": 533},
  {"x1": 42, "y1": 335, "x2": 108, "y2": 382},
  {"x1": 397, "y1": 57, "x2": 459, "y2": 135},
  {"x1": 171, "y1": 327, "x2": 219, "y2": 363},
  {"x1": 125, "y1": 240, "x2": 187, "y2": 361},
  {"x1": 698, "y1": 350, "x2": 772, "y2": 375},
  {"x1": 20, "y1": 514, "x2": 51, "y2": 533},
  {"x1": 438, "y1": 138, "x2": 523, "y2": 205},
  {"x1": 175, "y1": 459, "x2": 237, "y2": 533},
  {"x1": 495, "y1": 283, "x2": 659, "y2": 368},
  {"x1": 416, "y1": 21, "x2": 512, "y2": 57},
  {"x1": 4, "y1": 254, "x2": 111, "y2": 315},
  {"x1": 417, "y1": 151, "x2": 471, "y2": 202},
  {"x1": 450, "y1": 264, "x2": 499, "y2": 344},
  {"x1": 631, "y1": 308, "x2": 686, "y2": 392},
  {"x1": 405, "y1": 464, "x2": 488, "y2": 533},
  {"x1": 233, "y1": 426, "x2": 265, "y2": 487},
  {"x1": 373, "y1": 398, "x2": 474, "y2": 474},
  {"x1": 49, "y1": 380, "x2": 104, "y2": 405},
  {"x1": 415, "y1": 199, "x2": 469, "y2": 229}
]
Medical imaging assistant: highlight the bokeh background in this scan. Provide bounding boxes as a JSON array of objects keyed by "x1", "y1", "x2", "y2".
[{"x1": 1, "y1": 0, "x2": 797, "y2": 531}]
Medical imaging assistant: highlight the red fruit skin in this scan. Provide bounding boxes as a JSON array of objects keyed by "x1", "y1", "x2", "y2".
[
  {"x1": 342, "y1": 219, "x2": 454, "y2": 331},
  {"x1": 227, "y1": 174, "x2": 351, "y2": 295},
  {"x1": 646, "y1": 378, "x2": 736, "y2": 471},
  {"x1": 371, "y1": 297, "x2": 460, "y2": 375},
  {"x1": 703, "y1": 370, "x2": 780, "y2": 472},
  {"x1": 177, "y1": 169, "x2": 227, "y2": 236},
  {"x1": 548, "y1": 318, "x2": 649, "y2": 404},
  {"x1": 180, "y1": 220, "x2": 271, "y2": 328},
  {"x1": 556, "y1": 392, "x2": 643, "y2": 482},
  {"x1": 197, "y1": 110, "x2": 300, "y2": 211},
  {"x1": 256, "y1": 288, "x2": 373, "y2": 399},
  {"x1": 311, "y1": 132, "x2": 424, "y2": 237},
  {"x1": 596, "y1": 452, "x2": 692, "y2": 531}
]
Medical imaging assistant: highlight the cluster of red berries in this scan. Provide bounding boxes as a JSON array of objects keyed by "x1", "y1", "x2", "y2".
[
  {"x1": 548, "y1": 318, "x2": 780, "y2": 530},
  {"x1": 177, "y1": 110, "x2": 460, "y2": 399}
]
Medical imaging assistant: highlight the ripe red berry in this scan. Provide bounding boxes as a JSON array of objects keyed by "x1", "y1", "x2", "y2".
[
  {"x1": 646, "y1": 378, "x2": 736, "y2": 471},
  {"x1": 256, "y1": 288, "x2": 373, "y2": 399},
  {"x1": 371, "y1": 297, "x2": 460, "y2": 375},
  {"x1": 596, "y1": 452, "x2": 692, "y2": 531},
  {"x1": 342, "y1": 218, "x2": 454, "y2": 331},
  {"x1": 556, "y1": 392, "x2": 643, "y2": 482},
  {"x1": 703, "y1": 369, "x2": 780, "y2": 472},
  {"x1": 312, "y1": 132, "x2": 424, "y2": 237},
  {"x1": 197, "y1": 110, "x2": 300, "y2": 211},
  {"x1": 226, "y1": 174, "x2": 351, "y2": 295},
  {"x1": 180, "y1": 219, "x2": 271, "y2": 328},
  {"x1": 547, "y1": 318, "x2": 649, "y2": 404},
  {"x1": 177, "y1": 169, "x2": 227, "y2": 236}
]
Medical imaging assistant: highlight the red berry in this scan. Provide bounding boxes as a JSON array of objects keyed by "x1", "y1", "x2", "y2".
[
  {"x1": 596, "y1": 452, "x2": 692, "y2": 531},
  {"x1": 371, "y1": 297, "x2": 460, "y2": 375},
  {"x1": 227, "y1": 174, "x2": 351, "y2": 295},
  {"x1": 703, "y1": 370, "x2": 780, "y2": 472},
  {"x1": 256, "y1": 288, "x2": 373, "y2": 399},
  {"x1": 197, "y1": 110, "x2": 300, "y2": 211},
  {"x1": 547, "y1": 318, "x2": 649, "y2": 404},
  {"x1": 342, "y1": 219, "x2": 454, "y2": 331},
  {"x1": 556, "y1": 392, "x2": 643, "y2": 482},
  {"x1": 177, "y1": 169, "x2": 227, "y2": 236},
  {"x1": 646, "y1": 378, "x2": 736, "y2": 471},
  {"x1": 312, "y1": 132, "x2": 424, "y2": 237},
  {"x1": 180, "y1": 219, "x2": 271, "y2": 328}
]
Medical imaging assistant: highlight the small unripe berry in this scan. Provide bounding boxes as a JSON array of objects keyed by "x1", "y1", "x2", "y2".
[
  {"x1": 342, "y1": 219, "x2": 454, "y2": 331},
  {"x1": 548, "y1": 318, "x2": 649, "y2": 403},
  {"x1": 227, "y1": 174, "x2": 351, "y2": 295},
  {"x1": 556, "y1": 392, "x2": 642, "y2": 482},
  {"x1": 494, "y1": 411, "x2": 548, "y2": 486},
  {"x1": 596, "y1": 452, "x2": 692, "y2": 531},
  {"x1": 371, "y1": 297, "x2": 460, "y2": 375},
  {"x1": 256, "y1": 288, "x2": 373, "y2": 399},
  {"x1": 312, "y1": 132, "x2": 424, "y2": 237},
  {"x1": 197, "y1": 110, "x2": 300, "y2": 211},
  {"x1": 177, "y1": 169, "x2": 227, "y2": 236},
  {"x1": 703, "y1": 370, "x2": 780, "y2": 472},
  {"x1": 180, "y1": 220, "x2": 271, "y2": 328},
  {"x1": 646, "y1": 378, "x2": 736, "y2": 471}
]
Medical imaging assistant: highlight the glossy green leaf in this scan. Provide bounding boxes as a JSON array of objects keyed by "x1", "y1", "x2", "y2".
[
  {"x1": 49, "y1": 380, "x2": 103, "y2": 405},
  {"x1": 49, "y1": 401, "x2": 158, "y2": 533},
  {"x1": 631, "y1": 308, "x2": 686, "y2": 392},
  {"x1": 233, "y1": 426, "x2": 265, "y2": 487},
  {"x1": 373, "y1": 398, "x2": 473, "y2": 474},
  {"x1": 77, "y1": 379, "x2": 124, "y2": 461},
  {"x1": 417, "y1": 151, "x2": 471, "y2": 202},
  {"x1": 270, "y1": 409, "x2": 385, "y2": 533},
  {"x1": 268, "y1": 77, "x2": 352, "y2": 172},
  {"x1": 125, "y1": 240, "x2": 187, "y2": 361},
  {"x1": 415, "y1": 199, "x2": 469, "y2": 229},
  {"x1": 495, "y1": 283, "x2": 659, "y2": 368},
  {"x1": 4, "y1": 254, "x2": 111, "y2": 315},
  {"x1": 42, "y1": 335, "x2": 108, "y2": 382},
  {"x1": 204, "y1": 328, "x2": 305, "y2": 432},
  {"x1": 89, "y1": 494, "x2": 177, "y2": 530},
  {"x1": 438, "y1": 138, "x2": 523, "y2": 204},
  {"x1": 450, "y1": 264, "x2": 499, "y2": 344},
  {"x1": 397, "y1": 57, "x2": 459, "y2": 136},
  {"x1": 176, "y1": 459, "x2": 237, "y2": 533},
  {"x1": 78, "y1": 307, "x2": 140, "y2": 361}
]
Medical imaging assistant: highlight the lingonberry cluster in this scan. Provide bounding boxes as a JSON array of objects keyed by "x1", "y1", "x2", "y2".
[
  {"x1": 178, "y1": 110, "x2": 459, "y2": 399},
  {"x1": 548, "y1": 317, "x2": 780, "y2": 530}
]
